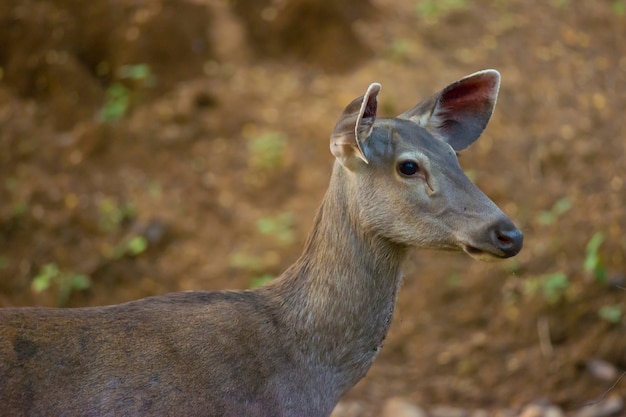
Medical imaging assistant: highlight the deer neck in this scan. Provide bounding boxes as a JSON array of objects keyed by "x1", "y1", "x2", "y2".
[{"x1": 266, "y1": 164, "x2": 408, "y2": 391}]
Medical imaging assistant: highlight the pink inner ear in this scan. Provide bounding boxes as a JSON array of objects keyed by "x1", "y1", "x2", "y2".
[
  {"x1": 440, "y1": 74, "x2": 498, "y2": 114},
  {"x1": 427, "y1": 71, "x2": 500, "y2": 151}
]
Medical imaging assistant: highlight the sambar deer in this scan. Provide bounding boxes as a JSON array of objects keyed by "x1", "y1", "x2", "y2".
[{"x1": 0, "y1": 70, "x2": 522, "y2": 417}]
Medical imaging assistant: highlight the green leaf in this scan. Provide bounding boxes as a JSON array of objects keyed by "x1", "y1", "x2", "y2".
[
  {"x1": 31, "y1": 275, "x2": 52, "y2": 292},
  {"x1": 537, "y1": 211, "x2": 557, "y2": 225},
  {"x1": 126, "y1": 236, "x2": 148, "y2": 256},
  {"x1": 249, "y1": 275, "x2": 275, "y2": 289},
  {"x1": 537, "y1": 197, "x2": 572, "y2": 225},
  {"x1": 248, "y1": 132, "x2": 287, "y2": 170},
  {"x1": 118, "y1": 64, "x2": 151, "y2": 80},
  {"x1": 524, "y1": 273, "x2": 569, "y2": 304},
  {"x1": 256, "y1": 213, "x2": 295, "y2": 245},
  {"x1": 584, "y1": 232, "x2": 606, "y2": 283},
  {"x1": 541, "y1": 273, "x2": 569, "y2": 304},
  {"x1": 598, "y1": 305, "x2": 622, "y2": 323},
  {"x1": 70, "y1": 274, "x2": 92, "y2": 291},
  {"x1": 552, "y1": 197, "x2": 572, "y2": 215},
  {"x1": 586, "y1": 232, "x2": 604, "y2": 256},
  {"x1": 31, "y1": 263, "x2": 60, "y2": 292},
  {"x1": 100, "y1": 83, "x2": 130, "y2": 122}
]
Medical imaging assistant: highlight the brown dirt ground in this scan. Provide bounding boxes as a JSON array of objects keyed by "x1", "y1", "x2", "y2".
[{"x1": 1, "y1": 0, "x2": 625, "y2": 415}]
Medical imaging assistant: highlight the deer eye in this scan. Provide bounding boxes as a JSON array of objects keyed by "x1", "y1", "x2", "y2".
[{"x1": 397, "y1": 160, "x2": 420, "y2": 177}]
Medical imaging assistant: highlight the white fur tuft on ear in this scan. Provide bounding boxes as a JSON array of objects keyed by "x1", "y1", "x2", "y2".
[
  {"x1": 353, "y1": 83, "x2": 381, "y2": 164},
  {"x1": 330, "y1": 83, "x2": 381, "y2": 167}
]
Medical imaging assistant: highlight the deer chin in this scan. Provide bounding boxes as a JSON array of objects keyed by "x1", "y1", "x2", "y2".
[{"x1": 462, "y1": 244, "x2": 508, "y2": 262}]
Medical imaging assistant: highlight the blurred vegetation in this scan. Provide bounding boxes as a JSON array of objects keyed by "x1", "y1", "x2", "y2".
[
  {"x1": 247, "y1": 132, "x2": 288, "y2": 171},
  {"x1": 415, "y1": 0, "x2": 467, "y2": 21},
  {"x1": 31, "y1": 263, "x2": 91, "y2": 307},
  {"x1": 100, "y1": 64, "x2": 155, "y2": 122},
  {"x1": 523, "y1": 272, "x2": 569, "y2": 305},
  {"x1": 229, "y1": 211, "x2": 295, "y2": 288},
  {"x1": 537, "y1": 197, "x2": 572, "y2": 226},
  {"x1": 97, "y1": 197, "x2": 136, "y2": 233},
  {"x1": 256, "y1": 213, "x2": 295, "y2": 246},
  {"x1": 584, "y1": 232, "x2": 606, "y2": 283}
]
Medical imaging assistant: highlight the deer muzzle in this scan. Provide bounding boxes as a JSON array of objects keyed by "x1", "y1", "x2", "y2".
[{"x1": 462, "y1": 217, "x2": 523, "y2": 261}]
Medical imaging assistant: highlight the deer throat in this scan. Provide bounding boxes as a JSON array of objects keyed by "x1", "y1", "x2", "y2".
[{"x1": 267, "y1": 172, "x2": 407, "y2": 391}]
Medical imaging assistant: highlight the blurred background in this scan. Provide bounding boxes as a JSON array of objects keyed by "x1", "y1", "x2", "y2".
[{"x1": 0, "y1": 0, "x2": 625, "y2": 415}]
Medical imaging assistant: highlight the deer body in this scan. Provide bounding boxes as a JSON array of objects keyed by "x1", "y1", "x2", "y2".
[{"x1": 0, "y1": 70, "x2": 522, "y2": 417}]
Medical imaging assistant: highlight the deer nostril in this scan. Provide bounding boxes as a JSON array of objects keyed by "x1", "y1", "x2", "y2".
[
  {"x1": 496, "y1": 230, "x2": 513, "y2": 246},
  {"x1": 492, "y1": 226, "x2": 523, "y2": 257}
]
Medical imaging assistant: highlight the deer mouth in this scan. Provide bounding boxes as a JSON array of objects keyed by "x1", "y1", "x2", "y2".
[{"x1": 462, "y1": 244, "x2": 508, "y2": 262}]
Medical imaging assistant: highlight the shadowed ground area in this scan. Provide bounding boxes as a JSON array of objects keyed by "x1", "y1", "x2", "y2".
[{"x1": 0, "y1": 0, "x2": 625, "y2": 415}]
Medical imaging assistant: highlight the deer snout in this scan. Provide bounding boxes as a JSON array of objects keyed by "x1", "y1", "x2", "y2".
[
  {"x1": 462, "y1": 217, "x2": 523, "y2": 261},
  {"x1": 490, "y1": 220, "x2": 523, "y2": 258}
]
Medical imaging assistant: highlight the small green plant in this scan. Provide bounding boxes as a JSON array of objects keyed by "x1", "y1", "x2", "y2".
[
  {"x1": 598, "y1": 305, "x2": 622, "y2": 324},
  {"x1": 537, "y1": 197, "x2": 572, "y2": 225},
  {"x1": 126, "y1": 236, "x2": 148, "y2": 256},
  {"x1": 117, "y1": 64, "x2": 153, "y2": 81},
  {"x1": 524, "y1": 273, "x2": 569, "y2": 304},
  {"x1": 256, "y1": 213, "x2": 295, "y2": 245},
  {"x1": 100, "y1": 64, "x2": 154, "y2": 122},
  {"x1": 111, "y1": 235, "x2": 149, "y2": 259},
  {"x1": 416, "y1": 0, "x2": 468, "y2": 20},
  {"x1": 31, "y1": 263, "x2": 91, "y2": 306},
  {"x1": 249, "y1": 274, "x2": 275, "y2": 288},
  {"x1": 101, "y1": 83, "x2": 131, "y2": 122},
  {"x1": 230, "y1": 251, "x2": 282, "y2": 290},
  {"x1": 248, "y1": 132, "x2": 287, "y2": 170},
  {"x1": 584, "y1": 232, "x2": 607, "y2": 283},
  {"x1": 613, "y1": 0, "x2": 625, "y2": 16},
  {"x1": 97, "y1": 197, "x2": 136, "y2": 232},
  {"x1": 232, "y1": 212, "x2": 295, "y2": 288}
]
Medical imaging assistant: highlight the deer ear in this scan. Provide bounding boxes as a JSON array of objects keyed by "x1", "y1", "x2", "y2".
[
  {"x1": 398, "y1": 70, "x2": 500, "y2": 151},
  {"x1": 330, "y1": 83, "x2": 381, "y2": 166}
]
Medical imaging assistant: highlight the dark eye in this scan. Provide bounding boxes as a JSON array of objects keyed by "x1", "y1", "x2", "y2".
[{"x1": 398, "y1": 160, "x2": 420, "y2": 176}]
